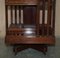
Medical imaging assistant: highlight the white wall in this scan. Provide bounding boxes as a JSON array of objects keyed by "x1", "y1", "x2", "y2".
[
  {"x1": 0, "y1": 0, "x2": 5, "y2": 38},
  {"x1": 55, "y1": 0, "x2": 60, "y2": 37}
]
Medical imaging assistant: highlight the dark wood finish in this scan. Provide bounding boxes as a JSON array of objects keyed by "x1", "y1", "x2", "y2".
[
  {"x1": 5, "y1": 0, "x2": 38, "y2": 5},
  {"x1": 47, "y1": 0, "x2": 51, "y2": 36},
  {"x1": 5, "y1": 0, "x2": 56, "y2": 55},
  {"x1": 42, "y1": 0, "x2": 45, "y2": 36},
  {"x1": 15, "y1": 6, "x2": 17, "y2": 24},
  {"x1": 11, "y1": 6, "x2": 13, "y2": 24},
  {"x1": 36, "y1": 0, "x2": 40, "y2": 36},
  {"x1": 23, "y1": 6, "x2": 36, "y2": 25},
  {"x1": 52, "y1": 0, "x2": 56, "y2": 36},
  {"x1": 5, "y1": 5, "x2": 8, "y2": 33},
  {"x1": 13, "y1": 44, "x2": 47, "y2": 55},
  {"x1": 5, "y1": 35, "x2": 55, "y2": 45},
  {"x1": 19, "y1": 6, "x2": 21, "y2": 24}
]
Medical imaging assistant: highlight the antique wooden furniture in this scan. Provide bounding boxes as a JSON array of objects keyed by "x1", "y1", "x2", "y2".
[{"x1": 5, "y1": 0, "x2": 56, "y2": 54}]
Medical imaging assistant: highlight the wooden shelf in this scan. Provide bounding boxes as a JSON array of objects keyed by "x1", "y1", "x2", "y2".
[{"x1": 5, "y1": 35, "x2": 55, "y2": 45}]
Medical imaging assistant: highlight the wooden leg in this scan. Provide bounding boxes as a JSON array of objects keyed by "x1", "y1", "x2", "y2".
[
  {"x1": 13, "y1": 46, "x2": 18, "y2": 55},
  {"x1": 13, "y1": 44, "x2": 47, "y2": 55}
]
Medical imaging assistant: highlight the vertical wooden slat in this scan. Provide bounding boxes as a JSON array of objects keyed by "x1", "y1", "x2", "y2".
[
  {"x1": 52, "y1": 0, "x2": 56, "y2": 36},
  {"x1": 12, "y1": 6, "x2": 15, "y2": 24},
  {"x1": 36, "y1": 0, "x2": 40, "y2": 36},
  {"x1": 49, "y1": 0, "x2": 52, "y2": 27},
  {"x1": 10, "y1": 5, "x2": 13, "y2": 24},
  {"x1": 19, "y1": 6, "x2": 21, "y2": 25},
  {"x1": 15, "y1": 6, "x2": 17, "y2": 25},
  {"x1": 49, "y1": 0, "x2": 53, "y2": 35},
  {"x1": 42, "y1": 0, "x2": 45, "y2": 36},
  {"x1": 47, "y1": 0, "x2": 51, "y2": 36},
  {"x1": 50, "y1": 0, "x2": 52, "y2": 36},
  {"x1": 5, "y1": 5, "x2": 8, "y2": 34}
]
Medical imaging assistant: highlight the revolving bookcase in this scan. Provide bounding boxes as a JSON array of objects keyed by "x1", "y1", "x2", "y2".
[{"x1": 5, "y1": 0, "x2": 56, "y2": 54}]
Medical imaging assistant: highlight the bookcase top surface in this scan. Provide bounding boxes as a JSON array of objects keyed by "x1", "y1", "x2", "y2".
[{"x1": 5, "y1": 0, "x2": 39, "y2": 5}]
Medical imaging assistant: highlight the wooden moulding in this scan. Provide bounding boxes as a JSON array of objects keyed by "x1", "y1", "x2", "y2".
[
  {"x1": 5, "y1": 35, "x2": 55, "y2": 45},
  {"x1": 5, "y1": 0, "x2": 38, "y2": 5}
]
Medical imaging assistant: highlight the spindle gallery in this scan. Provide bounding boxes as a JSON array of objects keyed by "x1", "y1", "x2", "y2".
[{"x1": 5, "y1": 0, "x2": 56, "y2": 55}]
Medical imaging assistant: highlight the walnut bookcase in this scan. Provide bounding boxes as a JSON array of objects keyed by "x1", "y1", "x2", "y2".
[{"x1": 5, "y1": 0, "x2": 56, "y2": 54}]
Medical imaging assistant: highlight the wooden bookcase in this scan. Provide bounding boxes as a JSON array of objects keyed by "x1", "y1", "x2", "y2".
[{"x1": 5, "y1": 0, "x2": 56, "y2": 54}]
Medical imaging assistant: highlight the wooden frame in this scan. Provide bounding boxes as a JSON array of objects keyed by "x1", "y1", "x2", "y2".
[{"x1": 5, "y1": 0, "x2": 56, "y2": 55}]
